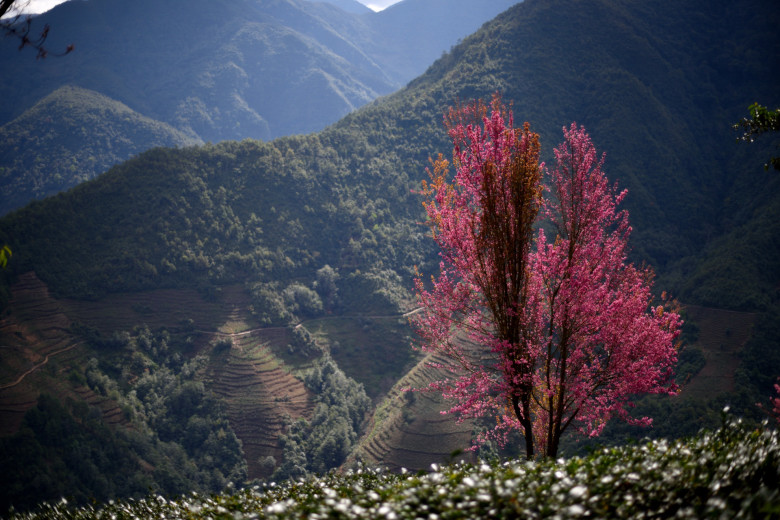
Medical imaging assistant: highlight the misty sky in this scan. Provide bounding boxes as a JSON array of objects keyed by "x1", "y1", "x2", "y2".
[
  {"x1": 360, "y1": 0, "x2": 400, "y2": 11},
  {"x1": 21, "y1": 0, "x2": 403, "y2": 14}
]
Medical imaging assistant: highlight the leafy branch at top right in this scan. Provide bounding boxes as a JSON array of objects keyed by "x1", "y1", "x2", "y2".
[{"x1": 734, "y1": 102, "x2": 780, "y2": 171}]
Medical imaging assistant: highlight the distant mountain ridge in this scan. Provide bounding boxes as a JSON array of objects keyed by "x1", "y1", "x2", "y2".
[
  {"x1": 0, "y1": 0, "x2": 519, "y2": 134},
  {"x1": 365, "y1": 0, "x2": 518, "y2": 81},
  {"x1": 316, "y1": 0, "x2": 372, "y2": 14},
  {"x1": 0, "y1": 0, "x2": 516, "y2": 213},
  {"x1": 0, "y1": 0, "x2": 394, "y2": 141}
]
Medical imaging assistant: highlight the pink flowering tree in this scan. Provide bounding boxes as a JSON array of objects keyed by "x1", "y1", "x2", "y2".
[
  {"x1": 769, "y1": 380, "x2": 780, "y2": 423},
  {"x1": 413, "y1": 96, "x2": 681, "y2": 458}
]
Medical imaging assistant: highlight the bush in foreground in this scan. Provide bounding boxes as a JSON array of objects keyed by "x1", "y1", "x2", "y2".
[{"x1": 8, "y1": 414, "x2": 779, "y2": 519}]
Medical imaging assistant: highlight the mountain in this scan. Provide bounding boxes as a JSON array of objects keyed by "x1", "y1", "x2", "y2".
[
  {"x1": 0, "y1": 0, "x2": 521, "y2": 137},
  {"x1": 0, "y1": 0, "x2": 517, "y2": 214},
  {"x1": 0, "y1": 86, "x2": 200, "y2": 215},
  {"x1": 0, "y1": 0, "x2": 395, "y2": 142},
  {"x1": 317, "y1": 0, "x2": 372, "y2": 14},
  {"x1": 367, "y1": 0, "x2": 518, "y2": 83},
  {"x1": 1, "y1": 0, "x2": 779, "y2": 511}
]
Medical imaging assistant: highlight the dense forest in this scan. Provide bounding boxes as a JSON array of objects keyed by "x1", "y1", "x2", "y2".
[
  {"x1": 0, "y1": 326, "x2": 247, "y2": 511},
  {"x1": 4, "y1": 0, "x2": 778, "y2": 307},
  {"x1": 1, "y1": 0, "x2": 779, "y2": 513},
  {"x1": 0, "y1": 86, "x2": 199, "y2": 215}
]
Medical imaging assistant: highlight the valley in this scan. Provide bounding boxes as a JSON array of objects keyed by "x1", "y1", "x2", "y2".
[
  {"x1": 0, "y1": 271, "x2": 762, "y2": 478},
  {"x1": 1, "y1": 0, "x2": 779, "y2": 513}
]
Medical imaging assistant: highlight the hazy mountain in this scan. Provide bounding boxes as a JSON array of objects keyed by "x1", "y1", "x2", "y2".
[
  {"x1": 0, "y1": 0, "x2": 518, "y2": 140},
  {"x1": 1, "y1": 0, "x2": 779, "y2": 511},
  {"x1": 297, "y1": 0, "x2": 522, "y2": 94},
  {"x1": 0, "y1": 0, "x2": 394, "y2": 142},
  {"x1": 367, "y1": 0, "x2": 518, "y2": 81},
  {"x1": 0, "y1": 0, "x2": 517, "y2": 214},
  {"x1": 315, "y1": 0, "x2": 372, "y2": 14},
  {"x1": 0, "y1": 86, "x2": 200, "y2": 215}
]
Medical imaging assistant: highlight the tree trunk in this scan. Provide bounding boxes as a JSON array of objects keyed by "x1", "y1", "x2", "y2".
[{"x1": 512, "y1": 393, "x2": 534, "y2": 459}]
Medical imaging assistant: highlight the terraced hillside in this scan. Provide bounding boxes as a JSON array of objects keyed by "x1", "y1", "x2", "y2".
[
  {"x1": 60, "y1": 284, "x2": 250, "y2": 336},
  {"x1": 0, "y1": 273, "x2": 122, "y2": 435},
  {"x1": 353, "y1": 302, "x2": 763, "y2": 470},
  {"x1": 353, "y1": 350, "x2": 478, "y2": 472},
  {"x1": 2, "y1": 270, "x2": 766, "y2": 481},
  {"x1": 1, "y1": 271, "x2": 414, "y2": 482},
  {"x1": 204, "y1": 327, "x2": 312, "y2": 480},
  {"x1": 0, "y1": 272, "x2": 318, "y2": 479}
]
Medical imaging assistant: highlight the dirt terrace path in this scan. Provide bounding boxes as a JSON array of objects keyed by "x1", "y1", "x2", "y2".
[
  {"x1": 0, "y1": 341, "x2": 82, "y2": 391},
  {"x1": 0, "y1": 306, "x2": 420, "y2": 392},
  {"x1": 196, "y1": 307, "x2": 422, "y2": 338}
]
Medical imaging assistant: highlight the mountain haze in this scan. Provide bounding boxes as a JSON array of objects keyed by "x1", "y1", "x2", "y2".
[
  {"x1": 0, "y1": 0, "x2": 520, "y2": 133},
  {"x1": 0, "y1": 0, "x2": 395, "y2": 141},
  {"x1": 367, "y1": 0, "x2": 517, "y2": 82},
  {"x1": 319, "y1": 0, "x2": 372, "y2": 14},
  {"x1": 1, "y1": 0, "x2": 779, "y2": 512},
  {"x1": 0, "y1": 0, "x2": 517, "y2": 213}
]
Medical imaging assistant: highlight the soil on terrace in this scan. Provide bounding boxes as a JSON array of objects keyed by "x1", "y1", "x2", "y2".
[
  {"x1": 0, "y1": 272, "x2": 93, "y2": 436},
  {"x1": 0, "y1": 272, "x2": 313, "y2": 479},
  {"x1": 354, "y1": 350, "x2": 478, "y2": 471},
  {"x1": 0, "y1": 272, "x2": 762, "y2": 478}
]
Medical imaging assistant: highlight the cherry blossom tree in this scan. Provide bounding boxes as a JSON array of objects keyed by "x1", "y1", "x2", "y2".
[
  {"x1": 764, "y1": 379, "x2": 780, "y2": 424},
  {"x1": 413, "y1": 96, "x2": 681, "y2": 458}
]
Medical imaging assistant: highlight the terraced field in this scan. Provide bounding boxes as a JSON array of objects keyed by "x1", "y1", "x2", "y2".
[
  {"x1": 0, "y1": 272, "x2": 315, "y2": 480},
  {"x1": 0, "y1": 273, "x2": 139, "y2": 436},
  {"x1": 204, "y1": 327, "x2": 313, "y2": 480},
  {"x1": 1, "y1": 271, "x2": 764, "y2": 482},
  {"x1": 355, "y1": 304, "x2": 761, "y2": 470},
  {"x1": 354, "y1": 351, "x2": 477, "y2": 472},
  {"x1": 0, "y1": 272, "x2": 90, "y2": 435},
  {"x1": 61, "y1": 283, "x2": 252, "y2": 335}
]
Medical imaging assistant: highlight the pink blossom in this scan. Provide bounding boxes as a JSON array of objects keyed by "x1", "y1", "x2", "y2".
[{"x1": 413, "y1": 96, "x2": 681, "y2": 458}]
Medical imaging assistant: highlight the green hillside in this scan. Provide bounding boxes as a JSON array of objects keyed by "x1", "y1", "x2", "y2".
[
  {"x1": 0, "y1": 133, "x2": 428, "y2": 301},
  {"x1": 12, "y1": 0, "x2": 778, "y2": 303},
  {"x1": 0, "y1": 86, "x2": 200, "y2": 215},
  {"x1": 1, "y1": 0, "x2": 779, "y2": 512},
  {"x1": 9, "y1": 418, "x2": 780, "y2": 520}
]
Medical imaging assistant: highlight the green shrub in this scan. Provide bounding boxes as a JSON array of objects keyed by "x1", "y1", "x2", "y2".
[{"x1": 10, "y1": 412, "x2": 780, "y2": 519}]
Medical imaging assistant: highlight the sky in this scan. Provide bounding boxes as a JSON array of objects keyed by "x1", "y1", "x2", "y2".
[
  {"x1": 12, "y1": 0, "x2": 63, "y2": 15},
  {"x1": 19, "y1": 0, "x2": 403, "y2": 15},
  {"x1": 360, "y1": 0, "x2": 401, "y2": 11}
]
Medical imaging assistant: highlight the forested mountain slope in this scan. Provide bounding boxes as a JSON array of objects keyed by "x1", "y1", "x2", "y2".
[
  {"x1": 0, "y1": 86, "x2": 201, "y2": 215},
  {"x1": 1, "y1": 0, "x2": 779, "y2": 512},
  {"x1": 401, "y1": 0, "x2": 780, "y2": 272},
  {"x1": 0, "y1": 0, "x2": 392, "y2": 141},
  {"x1": 0, "y1": 0, "x2": 515, "y2": 214}
]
